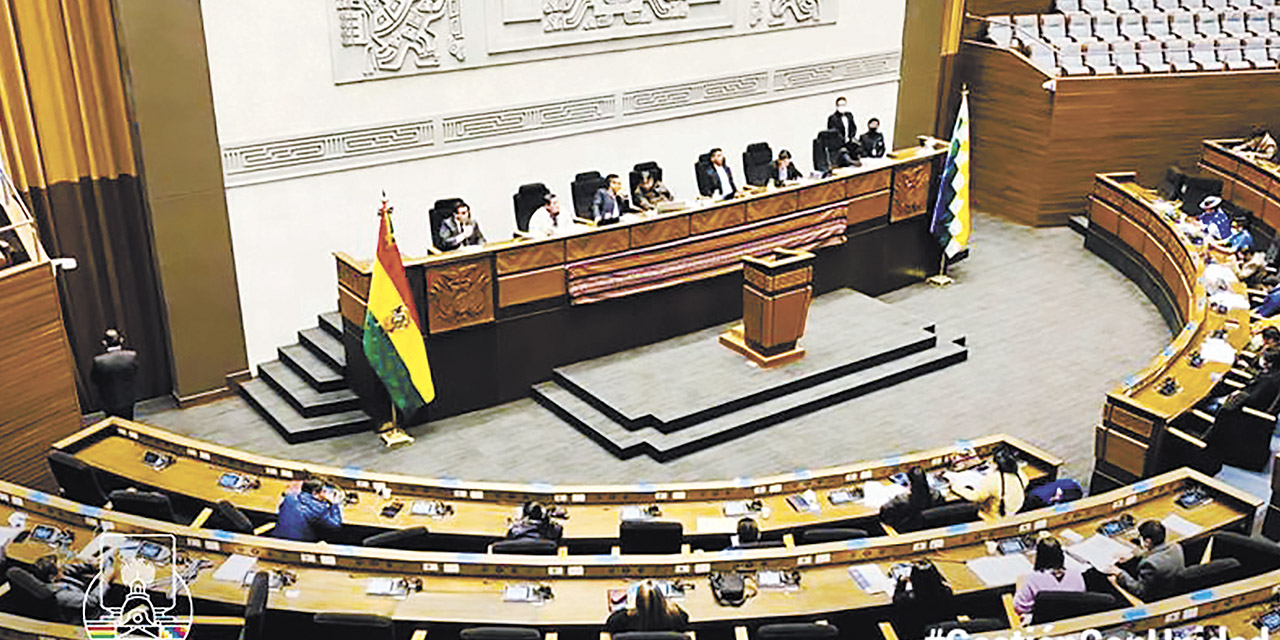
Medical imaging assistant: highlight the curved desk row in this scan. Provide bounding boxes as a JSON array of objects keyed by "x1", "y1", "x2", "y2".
[
  {"x1": 55, "y1": 418, "x2": 1061, "y2": 546},
  {"x1": 0, "y1": 468, "x2": 1259, "y2": 626},
  {"x1": 1084, "y1": 172, "x2": 1261, "y2": 494},
  {"x1": 330, "y1": 144, "x2": 948, "y2": 420}
]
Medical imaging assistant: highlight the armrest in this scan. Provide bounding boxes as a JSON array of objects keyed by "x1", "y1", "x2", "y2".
[
  {"x1": 878, "y1": 622, "x2": 900, "y2": 640},
  {"x1": 1108, "y1": 576, "x2": 1144, "y2": 607},
  {"x1": 1242, "y1": 406, "x2": 1277, "y2": 421},
  {"x1": 881, "y1": 523, "x2": 899, "y2": 537},
  {"x1": 1224, "y1": 379, "x2": 1245, "y2": 389},
  {"x1": 410, "y1": 631, "x2": 428, "y2": 640},
  {"x1": 514, "y1": 230, "x2": 536, "y2": 240},
  {"x1": 1200, "y1": 537, "x2": 1214, "y2": 565},
  {"x1": 1191, "y1": 409, "x2": 1216, "y2": 423},
  {"x1": 735, "y1": 627, "x2": 750, "y2": 640},
  {"x1": 610, "y1": 546, "x2": 620, "y2": 556},
  {"x1": 956, "y1": 615, "x2": 972, "y2": 623},
  {"x1": 253, "y1": 522, "x2": 276, "y2": 536},
  {"x1": 783, "y1": 533, "x2": 796, "y2": 548},
  {"x1": 575, "y1": 217, "x2": 599, "y2": 227},
  {"x1": 681, "y1": 543, "x2": 691, "y2": 554},
  {"x1": 190, "y1": 507, "x2": 213, "y2": 528},
  {"x1": 1002, "y1": 593, "x2": 1022, "y2": 630},
  {"x1": 557, "y1": 546, "x2": 569, "y2": 557},
  {"x1": 428, "y1": 246, "x2": 443, "y2": 256},
  {"x1": 546, "y1": 633, "x2": 558, "y2": 640}
]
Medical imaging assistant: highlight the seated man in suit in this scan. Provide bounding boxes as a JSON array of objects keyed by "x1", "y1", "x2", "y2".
[
  {"x1": 437, "y1": 200, "x2": 486, "y2": 250},
  {"x1": 859, "y1": 117, "x2": 887, "y2": 159},
  {"x1": 33, "y1": 555, "x2": 114, "y2": 624},
  {"x1": 505, "y1": 501, "x2": 564, "y2": 542},
  {"x1": 632, "y1": 171, "x2": 673, "y2": 212},
  {"x1": 826, "y1": 96, "x2": 857, "y2": 154},
  {"x1": 592, "y1": 174, "x2": 634, "y2": 224},
  {"x1": 91, "y1": 329, "x2": 139, "y2": 420},
  {"x1": 527, "y1": 194, "x2": 573, "y2": 237},
  {"x1": 275, "y1": 478, "x2": 344, "y2": 543},
  {"x1": 699, "y1": 148, "x2": 739, "y2": 200},
  {"x1": 770, "y1": 149, "x2": 802, "y2": 186},
  {"x1": 1103, "y1": 520, "x2": 1184, "y2": 600}
]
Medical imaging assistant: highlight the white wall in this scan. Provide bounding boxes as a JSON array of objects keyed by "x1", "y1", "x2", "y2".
[{"x1": 201, "y1": 0, "x2": 908, "y2": 368}]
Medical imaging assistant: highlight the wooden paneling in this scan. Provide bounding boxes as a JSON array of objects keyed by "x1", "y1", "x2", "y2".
[
  {"x1": 967, "y1": 0, "x2": 1053, "y2": 15},
  {"x1": 424, "y1": 258, "x2": 494, "y2": 334},
  {"x1": 565, "y1": 227, "x2": 630, "y2": 261},
  {"x1": 845, "y1": 169, "x2": 893, "y2": 198},
  {"x1": 846, "y1": 190, "x2": 891, "y2": 226},
  {"x1": 797, "y1": 180, "x2": 846, "y2": 210},
  {"x1": 891, "y1": 161, "x2": 934, "y2": 222},
  {"x1": 0, "y1": 263, "x2": 81, "y2": 491},
  {"x1": 1097, "y1": 425, "x2": 1149, "y2": 478},
  {"x1": 1105, "y1": 402, "x2": 1155, "y2": 440},
  {"x1": 690, "y1": 203, "x2": 745, "y2": 235},
  {"x1": 494, "y1": 240, "x2": 564, "y2": 276},
  {"x1": 746, "y1": 191, "x2": 798, "y2": 221},
  {"x1": 629, "y1": 215, "x2": 690, "y2": 248},
  {"x1": 497, "y1": 266, "x2": 566, "y2": 308},
  {"x1": 1088, "y1": 198, "x2": 1120, "y2": 235},
  {"x1": 335, "y1": 253, "x2": 370, "y2": 301},
  {"x1": 338, "y1": 285, "x2": 366, "y2": 328}
]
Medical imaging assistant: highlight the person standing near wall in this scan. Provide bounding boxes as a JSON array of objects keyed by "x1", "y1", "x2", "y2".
[{"x1": 90, "y1": 328, "x2": 139, "y2": 419}]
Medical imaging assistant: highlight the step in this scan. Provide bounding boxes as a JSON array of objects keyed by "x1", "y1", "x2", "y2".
[
  {"x1": 238, "y1": 379, "x2": 371, "y2": 444},
  {"x1": 299, "y1": 326, "x2": 345, "y2": 371},
  {"x1": 534, "y1": 338, "x2": 968, "y2": 462},
  {"x1": 1068, "y1": 215, "x2": 1090, "y2": 236},
  {"x1": 259, "y1": 360, "x2": 361, "y2": 418},
  {"x1": 279, "y1": 344, "x2": 345, "y2": 392},
  {"x1": 319, "y1": 311, "x2": 343, "y2": 339}
]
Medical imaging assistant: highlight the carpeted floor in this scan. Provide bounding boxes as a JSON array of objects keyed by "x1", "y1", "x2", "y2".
[{"x1": 138, "y1": 213, "x2": 1173, "y2": 488}]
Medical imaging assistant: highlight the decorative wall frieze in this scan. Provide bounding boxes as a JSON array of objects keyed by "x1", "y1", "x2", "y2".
[
  {"x1": 222, "y1": 51, "x2": 900, "y2": 187},
  {"x1": 542, "y1": 0, "x2": 691, "y2": 32}
]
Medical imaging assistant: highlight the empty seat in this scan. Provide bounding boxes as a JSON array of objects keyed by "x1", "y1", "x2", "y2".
[
  {"x1": 1171, "y1": 11, "x2": 1198, "y2": 36},
  {"x1": 243, "y1": 572, "x2": 271, "y2": 640},
  {"x1": 1245, "y1": 9, "x2": 1273, "y2": 34},
  {"x1": 1119, "y1": 12, "x2": 1150, "y2": 39},
  {"x1": 742, "y1": 142, "x2": 773, "y2": 187},
  {"x1": 987, "y1": 15, "x2": 1015, "y2": 46},
  {"x1": 1244, "y1": 35, "x2": 1278, "y2": 63},
  {"x1": 1026, "y1": 40, "x2": 1062, "y2": 74},
  {"x1": 212, "y1": 499, "x2": 254, "y2": 534},
  {"x1": 108, "y1": 489, "x2": 178, "y2": 523},
  {"x1": 460, "y1": 628, "x2": 543, "y2": 640},
  {"x1": 1059, "y1": 42, "x2": 1093, "y2": 73},
  {"x1": 1082, "y1": 0, "x2": 1108, "y2": 11},
  {"x1": 920, "y1": 502, "x2": 982, "y2": 529},
  {"x1": 1175, "y1": 558, "x2": 1242, "y2": 595},
  {"x1": 1113, "y1": 40, "x2": 1148, "y2": 70},
  {"x1": 1109, "y1": 0, "x2": 1134, "y2": 10},
  {"x1": 1218, "y1": 37, "x2": 1254, "y2": 67},
  {"x1": 756, "y1": 623, "x2": 841, "y2": 640},
  {"x1": 1132, "y1": 0, "x2": 1157, "y2": 8},
  {"x1": 1033, "y1": 592, "x2": 1119, "y2": 623},
  {"x1": 1205, "y1": 0, "x2": 1229, "y2": 8},
  {"x1": 1139, "y1": 39, "x2": 1173, "y2": 70},
  {"x1": 1058, "y1": 0, "x2": 1083, "y2": 10},
  {"x1": 362, "y1": 526, "x2": 432, "y2": 551},
  {"x1": 47, "y1": 450, "x2": 109, "y2": 507},
  {"x1": 1068, "y1": 12, "x2": 1100, "y2": 40},
  {"x1": 1209, "y1": 532, "x2": 1280, "y2": 573},
  {"x1": 1041, "y1": 14, "x2": 1072, "y2": 44},
  {"x1": 1015, "y1": 14, "x2": 1042, "y2": 40},
  {"x1": 1167, "y1": 39, "x2": 1201, "y2": 69},
  {"x1": 1192, "y1": 37, "x2": 1228, "y2": 68},
  {"x1": 1144, "y1": 12, "x2": 1172, "y2": 38},
  {"x1": 798, "y1": 528, "x2": 869, "y2": 544},
  {"x1": 1086, "y1": 41, "x2": 1120, "y2": 70},
  {"x1": 1183, "y1": 0, "x2": 1208, "y2": 8},
  {"x1": 619, "y1": 520, "x2": 684, "y2": 554},
  {"x1": 312, "y1": 613, "x2": 394, "y2": 640},
  {"x1": 490, "y1": 538, "x2": 558, "y2": 555},
  {"x1": 1196, "y1": 10, "x2": 1224, "y2": 36},
  {"x1": 1223, "y1": 9, "x2": 1250, "y2": 33},
  {"x1": 1095, "y1": 13, "x2": 1123, "y2": 38},
  {"x1": 1156, "y1": 0, "x2": 1182, "y2": 9}
]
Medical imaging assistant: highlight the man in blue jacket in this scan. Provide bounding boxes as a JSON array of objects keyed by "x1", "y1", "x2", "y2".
[{"x1": 275, "y1": 479, "x2": 343, "y2": 542}]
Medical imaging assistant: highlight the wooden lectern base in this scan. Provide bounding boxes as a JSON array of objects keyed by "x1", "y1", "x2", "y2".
[{"x1": 718, "y1": 323, "x2": 806, "y2": 368}]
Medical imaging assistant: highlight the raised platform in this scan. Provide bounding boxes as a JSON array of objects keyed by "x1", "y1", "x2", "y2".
[{"x1": 532, "y1": 289, "x2": 968, "y2": 460}]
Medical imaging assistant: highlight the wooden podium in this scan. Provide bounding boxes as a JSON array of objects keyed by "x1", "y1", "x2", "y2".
[{"x1": 719, "y1": 248, "x2": 815, "y2": 367}]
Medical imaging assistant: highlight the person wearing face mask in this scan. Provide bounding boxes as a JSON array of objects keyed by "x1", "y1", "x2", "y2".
[
  {"x1": 859, "y1": 117, "x2": 886, "y2": 159},
  {"x1": 826, "y1": 96, "x2": 857, "y2": 152}
]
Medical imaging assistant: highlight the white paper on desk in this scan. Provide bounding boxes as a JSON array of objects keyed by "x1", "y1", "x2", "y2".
[
  {"x1": 1066, "y1": 535, "x2": 1132, "y2": 570},
  {"x1": 1162, "y1": 514, "x2": 1202, "y2": 538},
  {"x1": 860, "y1": 481, "x2": 907, "y2": 508},
  {"x1": 366, "y1": 577, "x2": 408, "y2": 597},
  {"x1": 722, "y1": 501, "x2": 751, "y2": 517},
  {"x1": 966, "y1": 554, "x2": 1033, "y2": 586},
  {"x1": 847, "y1": 564, "x2": 894, "y2": 595},
  {"x1": 0, "y1": 526, "x2": 23, "y2": 549},
  {"x1": 619, "y1": 506, "x2": 650, "y2": 522},
  {"x1": 696, "y1": 517, "x2": 739, "y2": 534},
  {"x1": 1199, "y1": 338, "x2": 1238, "y2": 364},
  {"x1": 1209, "y1": 291, "x2": 1250, "y2": 311},
  {"x1": 1204, "y1": 263, "x2": 1239, "y2": 294},
  {"x1": 212, "y1": 554, "x2": 258, "y2": 583},
  {"x1": 945, "y1": 469, "x2": 988, "y2": 497}
]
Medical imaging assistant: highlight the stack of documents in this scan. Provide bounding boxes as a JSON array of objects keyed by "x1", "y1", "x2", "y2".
[
  {"x1": 966, "y1": 554, "x2": 1033, "y2": 586},
  {"x1": 1066, "y1": 534, "x2": 1132, "y2": 570},
  {"x1": 212, "y1": 554, "x2": 258, "y2": 583},
  {"x1": 847, "y1": 564, "x2": 894, "y2": 595}
]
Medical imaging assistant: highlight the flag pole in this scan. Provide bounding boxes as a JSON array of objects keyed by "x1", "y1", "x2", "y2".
[{"x1": 374, "y1": 192, "x2": 416, "y2": 449}]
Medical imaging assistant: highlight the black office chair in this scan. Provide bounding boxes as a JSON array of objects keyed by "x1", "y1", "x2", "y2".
[
  {"x1": 571, "y1": 171, "x2": 607, "y2": 220},
  {"x1": 1158, "y1": 165, "x2": 1187, "y2": 201},
  {"x1": 47, "y1": 450, "x2": 109, "y2": 507},
  {"x1": 312, "y1": 613, "x2": 395, "y2": 640},
  {"x1": 242, "y1": 571, "x2": 271, "y2": 640},
  {"x1": 1179, "y1": 175, "x2": 1224, "y2": 215},
  {"x1": 797, "y1": 528, "x2": 869, "y2": 544},
  {"x1": 1174, "y1": 558, "x2": 1242, "y2": 595},
  {"x1": 630, "y1": 161, "x2": 663, "y2": 195},
  {"x1": 694, "y1": 152, "x2": 714, "y2": 197},
  {"x1": 742, "y1": 142, "x2": 774, "y2": 187},
  {"x1": 1206, "y1": 532, "x2": 1280, "y2": 574},
  {"x1": 812, "y1": 129, "x2": 845, "y2": 174},
  {"x1": 361, "y1": 526, "x2": 432, "y2": 551},
  {"x1": 428, "y1": 197, "x2": 463, "y2": 251},
  {"x1": 1031, "y1": 591, "x2": 1118, "y2": 623},
  {"x1": 108, "y1": 489, "x2": 178, "y2": 523},
  {"x1": 210, "y1": 500, "x2": 254, "y2": 534},
  {"x1": 513, "y1": 183, "x2": 551, "y2": 233},
  {"x1": 490, "y1": 538, "x2": 558, "y2": 555},
  {"x1": 735, "y1": 540, "x2": 786, "y2": 550},
  {"x1": 4, "y1": 567, "x2": 61, "y2": 622},
  {"x1": 619, "y1": 520, "x2": 684, "y2": 554},
  {"x1": 925, "y1": 619, "x2": 1008, "y2": 637},
  {"x1": 918, "y1": 502, "x2": 981, "y2": 529},
  {"x1": 460, "y1": 627, "x2": 543, "y2": 640},
  {"x1": 756, "y1": 622, "x2": 841, "y2": 640}
]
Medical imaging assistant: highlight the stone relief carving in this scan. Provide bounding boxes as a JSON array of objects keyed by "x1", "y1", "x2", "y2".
[
  {"x1": 750, "y1": 0, "x2": 822, "y2": 29},
  {"x1": 441, "y1": 96, "x2": 616, "y2": 143},
  {"x1": 333, "y1": 0, "x2": 465, "y2": 78},
  {"x1": 541, "y1": 0, "x2": 690, "y2": 32}
]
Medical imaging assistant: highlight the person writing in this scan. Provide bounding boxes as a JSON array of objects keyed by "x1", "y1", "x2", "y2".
[
  {"x1": 1103, "y1": 520, "x2": 1184, "y2": 600},
  {"x1": 592, "y1": 174, "x2": 633, "y2": 224},
  {"x1": 632, "y1": 171, "x2": 673, "y2": 212},
  {"x1": 274, "y1": 478, "x2": 344, "y2": 543},
  {"x1": 528, "y1": 194, "x2": 572, "y2": 238},
  {"x1": 951, "y1": 448, "x2": 1026, "y2": 518},
  {"x1": 859, "y1": 117, "x2": 887, "y2": 159},
  {"x1": 604, "y1": 580, "x2": 690, "y2": 632},
  {"x1": 437, "y1": 200, "x2": 485, "y2": 250},
  {"x1": 879, "y1": 466, "x2": 945, "y2": 533},
  {"x1": 1012, "y1": 537, "x2": 1086, "y2": 620},
  {"x1": 770, "y1": 149, "x2": 802, "y2": 186},
  {"x1": 892, "y1": 560, "x2": 954, "y2": 640},
  {"x1": 698, "y1": 148, "x2": 739, "y2": 200},
  {"x1": 505, "y1": 501, "x2": 564, "y2": 542}
]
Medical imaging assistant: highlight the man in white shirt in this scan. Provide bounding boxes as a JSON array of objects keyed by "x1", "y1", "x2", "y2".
[
  {"x1": 698, "y1": 148, "x2": 739, "y2": 200},
  {"x1": 528, "y1": 194, "x2": 572, "y2": 237}
]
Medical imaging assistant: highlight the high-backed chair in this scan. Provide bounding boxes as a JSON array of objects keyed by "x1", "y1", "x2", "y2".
[
  {"x1": 1218, "y1": 37, "x2": 1253, "y2": 67},
  {"x1": 1026, "y1": 40, "x2": 1062, "y2": 74},
  {"x1": 1180, "y1": 175, "x2": 1224, "y2": 213},
  {"x1": 693, "y1": 153, "x2": 714, "y2": 197},
  {"x1": 513, "y1": 183, "x2": 551, "y2": 233},
  {"x1": 1014, "y1": 14, "x2": 1042, "y2": 40},
  {"x1": 1068, "y1": 12, "x2": 1101, "y2": 40},
  {"x1": 1208, "y1": 532, "x2": 1280, "y2": 573},
  {"x1": 1085, "y1": 41, "x2": 1119, "y2": 71},
  {"x1": 630, "y1": 161, "x2": 663, "y2": 195},
  {"x1": 1205, "y1": 0, "x2": 1229, "y2": 8},
  {"x1": 812, "y1": 130, "x2": 844, "y2": 174},
  {"x1": 1106, "y1": 0, "x2": 1133, "y2": 11},
  {"x1": 919, "y1": 502, "x2": 982, "y2": 529},
  {"x1": 1111, "y1": 41, "x2": 1146, "y2": 70},
  {"x1": 1042, "y1": 14, "x2": 1072, "y2": 44},
  {"x1": 1144, "y1": 12, "x2": 1171, "y2": 39},
  {"x1": 1243, "y1": 36, "x2": 1277, "y2": 65},
  {"x1": 1059, "y1": 42, "x2": 1094, "y2": 74},
  {"x1": 1196, "y1": 10, "x2": 1224, "y2": 36},
  {"x1": 1171, "y1": 11, "x2": 1198, "y2": 37},
  {"x1": 619, "y1": 520, "x2": 684, "y2": 554},
  {"x1": 1155, "y1": 0, "x2": 1182, "y2": 10},
  {"x1": 490, "y1": 538, "x2": 558, "y2": 555},
  {"x1": 212, "y1": 499, "x2": 255, "y2": 534},
  {"x1": 1082, "y1": 0, "x2": 1109, "y2": 12},
  {"x1": 312, "y1": 613, "x2": 395, "y2": 640},
  {"x1": 460, "y1": 628, "x2": 544, "y2": 640},
  {"x1": 987, "y1": 15, "x2": 1015, "y2": 46},
  {"x1": 4, "y1": 567, "x2": 61, "y2": 622},
  {"x1": 798, "y1": 528, "x2": 869, "y2": 544},
  {"x1": 1058, "y1": 0, "x2": 1083, "y2": 10},
  {"x1": 47, "y1": 450, "x2": 109, "y2": 507},
  {"x1": 756, "y1": 622, "x2": 841, "y2": 640},
  {"x1": 1174, "y1": 558, "x2": 1242, "y2": 595},
  {"x1": 1138, "y1": 40, "x2": 1171, "y2": 71},
  {"x1": 428, "y1": 198, "x2": 463, "y2": 251},
  {"x1": 1183, "y1": 0, "x2": 1208, "y2": 9},
  {"x1": 1191, "y1": 37, "x2": 1227, "y2": 68},
  {"x1": 361, "y1": 526, "x2": 432, "y2": 551},
  {"x1": 1166, "y1": 39, "x2": 1201, "y2": 70},
  {"x1": 1032, "y1": 591, "x2": 1119, "y2": 623},
  {"x1": 1132, "y1": 0, "x2": 1156, "y2": 8},
  {"x1": 1223, "y1": 9, "x2": 1250, "y2": 34},
  {"x1": 1245, "y1": 9, "x2": 1273, "y2": 35},
  {"x1": 108, "y1": 489, "x2": 178, "y2": 523},
  {"x1": 742, "y1": 142, "x2": 774, "y2": 187},
  {"x1": 1119, "y1": 13, "x2": 1149, "y2": 40},
  {"x1": 570, "y1": 171, "x2": 607, "y2": 220},
  {"x1": 243, "y1": 571, "x2": 271, "y2": 640},
  {"x1": 1095, "y1": 13, "x2": 1122, "y2": 40}
]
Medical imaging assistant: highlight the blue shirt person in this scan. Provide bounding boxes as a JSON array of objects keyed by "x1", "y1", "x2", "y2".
[
  {"x1": 275, "y1": 479, "x2": 343, "y2": 542},
  {"x1": 1256, "y1": 284, "x2": 1280, "y2": 318},
  {"x1": 1218, "y1": 218, "x2": 1253, "y2": 253},
  {"x1": 1197, "y1": 196, "x2": 1230, "y2": 240}
]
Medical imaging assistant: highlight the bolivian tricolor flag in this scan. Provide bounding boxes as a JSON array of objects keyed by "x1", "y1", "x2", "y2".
[
  {"x1": 930, "y1": 91, "x2": 971, "y2": 263},
  {"x1": 363, "y1": 201, "x2": 434, "y2": 418}
]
